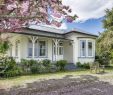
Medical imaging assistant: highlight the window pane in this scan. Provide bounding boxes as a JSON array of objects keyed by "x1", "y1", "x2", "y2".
[
  {"x1": 39, "y1": 41, "x2": 46, "y2": 56},
  {"x1": 54, "y1": 47, "x2": 56, "y2": 55},
  {"x1": 54, "y1": 47, "x2": 59, "y2": 54},
  {"x1": 34, "y1": 42, "x2": 38, "y2": 57},
  {"x1": 88, "y1": 42, "x2": 93, "y2": 56},
  {"x1": 10, "y1": 46, "x2": 12, "y2": 56},
  {"x1": 15, "y1": 42, "x2": 18, "y2": 57},
  {"x1": 34, "y1": 48, "x2": 38, "y2": 57},
  {"x1": 59, "y1": 47, "x2": 63, "y2": 55},
  {"x1": 40, "y1": 49, "x2": 46, "y2": 56},
  {"x1": 28, "y1": 48, "x2": 32, "y2": 57},
  {"x1": 80, "y1": 40, "x2": 86, "y2": 57},
  {"x1": 28, "y1": 40, "x2": 32, "y2": 57}
]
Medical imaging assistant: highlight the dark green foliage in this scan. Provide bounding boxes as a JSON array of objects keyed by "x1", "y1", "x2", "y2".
[
  {"x1": 20, "y1": 59, "x2": 57, "y2": 74},
  {"x1": 0, "y1": 40, "x2": 9, "y2": 54},
  {"x1": 76, "y1": 62, "x2": 90, "y2": 69},
  {"x1": 103, "y1": 8, "x2": 113, "y2": 30},
  {"x1": 0, "y1": 57, "x2": 22, "y2": 77},
  {"x1": 31, "y1": 62, "x2": 43, "y2": 74},
  {"x1": 76, "y1": 62, "x2": 82, "y2": 67},
  {"x1": 42, "y1": 59, "x2": 54, "y2": 72},
  {"x1": 0, "y1": 58, "x2": 69, "y2": 77},
  {"x1": 56, "y1": 60, "x2": 67, "y2": 71},
  {"x1": 42, "y1": 59, "x2": 51, "y2": 67},
  {"x1": 20, "y1": 59, "x2": 37, "y2": 74},
  {"x1": 97, "y1": 8, "x2": 113, "y2": 65},
  {"x1": 82, "y1": 63, "x2": 90, "y2": 69},
  {"x1": 95, "y1": 52, "x2": 111, "y2": 66}
]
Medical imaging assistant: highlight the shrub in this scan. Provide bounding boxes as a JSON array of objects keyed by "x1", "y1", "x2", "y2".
[
  {"x1": 20, "y1": 59, "x2": 30, "y2": 74},
  {"x1": 42, "y1": 59, "x2": 53, "y2": 72},
  {"x1": 82, "y1": 63, "x2": 90, "y2": 69},
  {"x1": 28, "y1": 60, "x2": 37, "y2": 66},
  {"x1": 76, "y1": 62, "x2": 90, "y2": 69},
  {"x1": 20, "y1": 59, "x2": 37, "y2": 74},
  {"x1": 56, "y1": 60, "x2": 67, "y2": 71},
  {"x1": 42, "y1": 59, "x2": 51, "y2": 67},
  {"x1": 95, "y1": 51, "x2": 111, "y2": 66},
  {"x1": 1, "y1": 57, "x2": 22, "y2": 77},
  {"x1": 31, "y1": 64, "x2": 40, "y2": 74},
  {"x1": 76, "y1": 62, "x2": 82, "y2": 68},
  {"x1": 31, "y1": 61, "x2": 43, "y2": 74},
  {"x1": 4, "y1": 67, "x2": 22, "y2": 77}
]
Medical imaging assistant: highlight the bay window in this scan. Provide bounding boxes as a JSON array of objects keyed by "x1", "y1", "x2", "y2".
[{"x1": 80, "y1": 40, "x2": 94, "y2": 57}]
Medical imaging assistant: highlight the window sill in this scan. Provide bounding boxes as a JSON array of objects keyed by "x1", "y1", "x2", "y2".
[
  {"x1": 27, "y1": 57, "x2": 32, "y2": 58},
  {"x1": 27, "y1": 56, "x2": 48, "y2": 58},
  {"x1": 14, "y1": 57, "x2": 19, "y2": 58},
  {"x1": 38, "y1": 56, "x2": 48, "y2": 58},
  {"x1": 78, "y1": 56, "x2": 94, "y2": 58}
]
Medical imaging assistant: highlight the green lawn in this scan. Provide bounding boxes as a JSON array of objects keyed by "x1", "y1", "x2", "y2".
[{"x1": 0, "y1": 68, "x2": 113, "y2": 90}]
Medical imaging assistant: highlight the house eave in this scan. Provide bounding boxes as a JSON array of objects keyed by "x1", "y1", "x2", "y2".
[
  {"x1": 10, "y1": 31, "x2": 73, "y2": 41},
  {"x1": 64, "y1": 31, "x2": 98, "y2": 38}
]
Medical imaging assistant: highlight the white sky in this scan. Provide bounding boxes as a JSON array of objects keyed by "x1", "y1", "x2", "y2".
[{"x1": 62, "y1": 0, "x2": 113, "y2": 22}]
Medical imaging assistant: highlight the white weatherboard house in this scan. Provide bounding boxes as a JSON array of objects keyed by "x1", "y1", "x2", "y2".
[{"x1": 7, "y1": 25, "x2": 97, "y2": 64}]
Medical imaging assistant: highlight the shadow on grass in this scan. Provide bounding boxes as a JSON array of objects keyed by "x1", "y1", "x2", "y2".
[
  {"x1": 0, "y1": 74, "x2": 113, "y2": 95},
  {"x1": 0, "y1": 69, "x2": 89, "y2": 81}
]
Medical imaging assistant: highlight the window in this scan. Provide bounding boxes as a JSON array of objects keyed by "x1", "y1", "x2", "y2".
[
  {"x1": 28, "y1": 39, "x2": 38, "y2": 57},
  {"x1": 34, "y1": 40, "x2": 38, "y2": 57},
  {"x1": 9, "y1": 44, "x2": 12, "y2": 56},
  {"x1": 15, "y1": 41, "x2": 19, "y2": 57},
  {"x1": 59, "y1": 42, "x2": 63, "y2": 55},
  {"x1": 79, "y1": 40, "x2": 94, "y2": 57},
  {"x1": 39, "y1": 41, "x2": 46, "y2": 57},
  {"x1": 88, "y1": 41, "x2": 93, "y2": 56},
  {"x1": 53, "y1": 42, "x2": 63, "y2": 55},
  {"x1": 80, "y1": 40, "x2": 86, "y2": 57},
  {"x1": 28, "y1": 40, "x2": 33, "y2": 57}
]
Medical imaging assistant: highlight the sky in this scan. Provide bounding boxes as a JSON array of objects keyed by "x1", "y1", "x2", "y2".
[{"x1": 60, "y1": 0, "x2": 113, "y2": 35}]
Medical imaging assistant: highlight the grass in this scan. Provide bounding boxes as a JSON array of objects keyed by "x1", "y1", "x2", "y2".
[
  {"x1": 0, "y1": 68, "x2": 113, "y2": 89},
  {"x1": 0, "y1": 69, "x2": 89, "y2": 89}
]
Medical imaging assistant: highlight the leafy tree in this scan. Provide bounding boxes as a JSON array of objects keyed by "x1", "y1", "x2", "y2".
[
  {"x1": 103, "y1": 8, "x2": 113, "y2": 31},
  {"x1": 97, "y1": 8, "x2": 113, "y2": 65},
  {"x1": 0, "y1": 34, "x2": 9, "y2": 56}
]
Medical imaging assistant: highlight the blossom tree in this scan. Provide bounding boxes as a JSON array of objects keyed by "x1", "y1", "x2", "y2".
[
  {"x1": 0, "y1": 0, "x2": 77, "y2": 54},
  {"x1": 0, "y1": 0, "x2": 77, "y2": 33}
]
